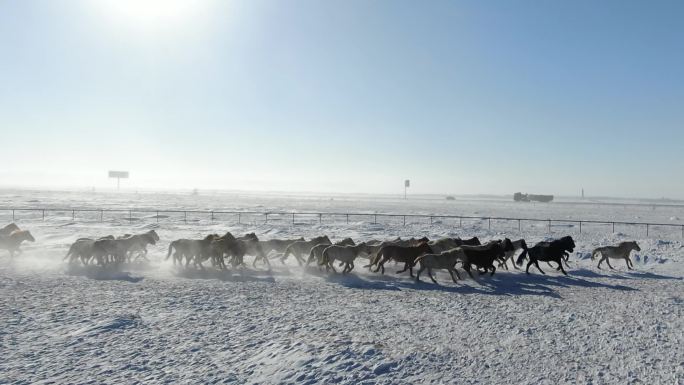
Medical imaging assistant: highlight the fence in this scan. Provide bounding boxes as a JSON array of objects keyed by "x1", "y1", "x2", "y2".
[{"x1": 2, "y1": 207, "x2": 684, "y2": 238}]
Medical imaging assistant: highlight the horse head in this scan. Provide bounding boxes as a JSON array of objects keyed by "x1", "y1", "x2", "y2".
[
  {"x1": 13, "y1": 230, "x2": 35, "y2": 242},
  {"x1": 502, "y1": 238, "x2": 514, "y2": 252},
  {"x1": 147, "y1": 230, "x2": 160, "y2": 242},
  {"x1": 417, "y1": 242, "x2": 432, "y2": 253},
  {"x1": 242, "y1": 233, "x2": 259, "y2": 241},
  {"x1": 314, "y1": 235, "x2": 332, "y2": 245},
  {"x1": 519, "y1": 239, "x2": 528, "y2": 250},
  {"x1": 560, "y1": 236, "x2": 575, "y2": 252}
]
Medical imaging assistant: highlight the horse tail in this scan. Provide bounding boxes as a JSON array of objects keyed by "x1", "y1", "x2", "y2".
[
  {"x1": 372, "y1": 248, "x2": 385, "y2": 265},
  {"x1": 165, "y1": 242, "x2": 175, "y2": 260},
  {"x1": 516, "y1": 249, "x2": 528, "y2": 266},
  {"x1": 308, "y1": 247, "x2": 317, "y2": 265},
  {"x1": 272, "y1": 245, "x2": 291, "y2": 260},
  {"x1": 365, "y1": 248, "x2": 384, "y2": 269},
  {"x1": 319, "y1": 248, "x2": 329, "y2": 266},
  {"x1": 64, "y1": 244, "x2": 75, "y2": 261}
]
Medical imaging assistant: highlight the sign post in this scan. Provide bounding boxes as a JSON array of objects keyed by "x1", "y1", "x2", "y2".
[
  {"x1": 404, "y1": 179, "x2": 410, "y2": 200},
  {"x1": 108, "y1": 171, "x2": 129, "y2": 190}
]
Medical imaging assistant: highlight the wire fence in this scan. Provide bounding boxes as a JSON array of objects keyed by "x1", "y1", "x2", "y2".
[{"x1": 2, "y1": 207, "x2": 684, "y2": 239}]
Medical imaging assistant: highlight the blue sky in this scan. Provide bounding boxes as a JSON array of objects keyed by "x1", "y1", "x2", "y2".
[{"x1": 0, "y1": 0, "x2": 682, "y2": 197}]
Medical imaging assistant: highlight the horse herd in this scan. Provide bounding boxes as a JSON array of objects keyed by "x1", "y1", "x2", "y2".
[{"x1": 0, "y1": 223, "x2": 644, "y2": 283}]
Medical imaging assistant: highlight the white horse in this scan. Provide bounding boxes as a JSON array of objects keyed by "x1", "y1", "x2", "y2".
[
  {"x1": 320, "y1": 243, "x2": 371, "y2": 273},
  {"x1": 592, "y1": 241, "x2": 641, "y2": 270},
  {"x1": 414, "y1": 248, "x2": 465, "y2": 283},
  {"x1": 0, "y1": 230, "x2": 35, "y2": 258}
]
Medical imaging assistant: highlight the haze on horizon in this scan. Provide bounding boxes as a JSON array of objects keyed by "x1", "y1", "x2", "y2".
[{"x1": 1, "y1": 1, "x2": 682, "y2": 199}]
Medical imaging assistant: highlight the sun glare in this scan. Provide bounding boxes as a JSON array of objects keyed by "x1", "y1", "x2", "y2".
[{"x1": 95, "y1": 0, "x2": 208, "y2": 32}]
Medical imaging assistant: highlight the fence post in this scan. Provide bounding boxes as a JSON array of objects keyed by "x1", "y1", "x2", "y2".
[
  {"x1": 579, "y1": 221, "x2": 582, "y2": 234},
  {"x1": 459, "y1": 217, "x2": 462, "y2": 227},
  {"x1": 430, "y1": 216, "x2": 433, "y2": 225},
  {"x1": 319, "y1": 213, "x2": 322, "y2": 224},
  {"x1": 646, "y1": 224, "x2": 649, "y2": 237},
  {"x1": 292, "y1": 213, "x2": 295, "y2": 224},
  {"x1": 612, "y1": 222, "x2": 615, "y2": 233},
  {"x1": 157, "y1": 211, "x2": 159, "y2": 223},
  {"x1": 548, "y1": 220, "x2": 551, "y2": 233},
  {"x1": 72, "y1": 210, "x2": 75, "y2": 220},
  {"x1": 211, "y1": 211, "x2": 214, "y2": 222},
  {"x1": 129, "y1": 210, "x2": 132, "y2": 223},
  {"x1": 518, "y1": 219, "x2": 521, "y2": 232},
  {"x1": 184, "y1": 211, "x2": 187, "y2": 224},
  {"x1": 265, "y1": 213, "x2": 268, "y2": 223},
  {"x1": 346, "y1": 214, "x2": 349, "y2": 224},
  {"x1": 12, "y1": 209, "x2": 14, "y2": 221},
  {"x1": 681, "y1": 225, "x2": 683, "y2": 239},
  {"x1": 42, "y1": 210, "x2": 45, "y2": 221},
  {"x1": 238, "y1": 213, "x2": 241, "y2": 224},
  {"x1": 488, "y1": 218, "x2": 491, "y2": 230},
  {"x1": 403, "y1": 216, "x2": 406, "y2": 226},
  {"x1": 374, "y1": 214, "x2": 377, "y2": 224}
]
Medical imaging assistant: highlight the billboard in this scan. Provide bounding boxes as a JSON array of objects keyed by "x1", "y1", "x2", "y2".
[
  {"x1": 108, "y1": 171, "x2": 129, "y2": 179},
  {"x1": 404, "y1": 179, "x2": 410, "y2": 187}
]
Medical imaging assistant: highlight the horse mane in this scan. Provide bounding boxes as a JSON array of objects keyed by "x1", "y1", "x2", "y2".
[{"x1": 3, "y1": 223, "x2": 20, "y2": 231}]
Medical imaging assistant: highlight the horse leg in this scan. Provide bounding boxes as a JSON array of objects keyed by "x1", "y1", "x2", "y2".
[
  {"x1": 427, "y1": 268, "x2": 438, "y2": 284},
  {"x1": 374, "y1": 257, "x2": 386, "y2": 273},
  {"x1": 416, "y1": 265, "x2": 424, "y2": 282},
  {"x1": 280, "y1": 250, "x2": 289, "y2": 265},
  {"x1": 448, "y1": 268, "x2": 458, "y2": 283},
  {"x1": 606, "y1": 258, "x2": 615, "y2": 270},
  {"x1": 525, "y1": 260, "x2": 533, "y2": 274},
  {"x1": 533, "y1": 260, "x2": 545, "y2": 274},
  {"x1": 396, "y1": 262, "x2": 409, "y2": 274},
  {"x1": 464, "y1": 265, "x2": 475, "y2": 279},
  {"x1": 490, "y1": 264, "x2": 496, "y2": 276},
  {"x1": 597, "y1": 257, "x2": 604, "y2": 269},
  {"x1": 511, "y1": 256, "x2": 520, "y2": 270},
  {"x1": 294, "y1": 253, "x2": 305, "y2": 266},
  {"x1": 625, "y1": 257, "x2": 632, "y2": 270},
  {"x1": 557, "y1": 258, "x2": 568, "y2": 275}
]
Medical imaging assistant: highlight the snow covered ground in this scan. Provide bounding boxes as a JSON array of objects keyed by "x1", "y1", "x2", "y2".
[{"x1": 2, "y1": 190, "x2": 683, "y2": 384}]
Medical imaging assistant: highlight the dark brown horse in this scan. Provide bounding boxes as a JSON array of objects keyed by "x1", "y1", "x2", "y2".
[
  {"x1": 459, "y1": 238, "x2": 514, "y2": 278},
  {"x1": 373, "y1": 242, "x2": 433, "y2": 277}
]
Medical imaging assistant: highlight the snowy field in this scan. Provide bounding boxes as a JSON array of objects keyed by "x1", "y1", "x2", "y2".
[{"x1": 2, "y1": 189, "x2": 683, "y2": 384}]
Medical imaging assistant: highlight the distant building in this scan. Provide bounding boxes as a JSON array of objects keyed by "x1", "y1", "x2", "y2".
[{"x1": 514, "y1": 192, "x2": 554, "y2": 203}]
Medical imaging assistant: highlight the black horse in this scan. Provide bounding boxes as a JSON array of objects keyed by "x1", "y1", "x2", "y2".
[
  {"x1": 516, "y1": 236, "x2": 575, "y2": 275},
  {"x1": 460, "y1": 238, "x2": 514, "y2": 278},
  {"x1": 456, "y1": 236, "x2": 481, "y2": 246}
]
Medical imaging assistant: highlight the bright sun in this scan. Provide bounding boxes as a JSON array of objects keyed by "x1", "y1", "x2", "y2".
[{"x1": 95, "y1": 0, "x2": 207, "y2": 32}]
